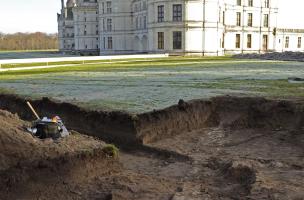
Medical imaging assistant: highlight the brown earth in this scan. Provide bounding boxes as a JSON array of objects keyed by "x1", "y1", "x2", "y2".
[
  {"x1": 0, "y1": 95, "x2": 304, "y2": 199},
  {"x1": 0, "y1": 110, "x2": 181, "y2": 200}
]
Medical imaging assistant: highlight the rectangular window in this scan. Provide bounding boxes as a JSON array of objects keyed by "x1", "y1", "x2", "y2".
[
  {"x1": 298, "y1": 37, "x2": 302, "y2": 48},
  {"x1": 173, "y1": 31, "x2": 182, "y2": 50},
  {"x1": 236, "y1": 34, "x2": 241, "y2": 48},
  {"x1": 158, "y1": 5, "x2": 164, "y2": 22},
  {"x1": 173, "y1": 4, "x2": 182, "y2": 22},
  {"x1": 106, "y1": 1, "x2": 112, "y2": 14},
  {"x1": 158, "y1": 32, "x2": 164, "y2": 49},
  {"x1": 263, "y1": 14, "x2": 269, "y2": 27},
  {"x1": 247, "y1": 34, "x2": 252, "y2": 48},
  {"x1": 248, "y1": 13, "x2": 253, "y2": 27},
  {"x1": 107, "y1": 37, "x2": 113, "y2": 49},
  {"x1": 285, "y1": 36, "x2": 289, "y2": 48},
  {"x1": 107, "y1": 18, "x2": 112, "y2": 31},
  {"x1": 143, "y1": 1, "x2": 147, "y2": 9},
  {"x1": 143, "y1": 16, "x2": 147, "y2": 29},
  {"x1": 136, "y1": 17, "x2": 139, "y2": 29},
  {"x1": 263, "y1": 35, "x2": 268, "y2": 50},
  {"x1": 237, "y1": 0, "x2": 242, "y2": 6},
  {"x1": 248, "y1": 0, "x2": 253, "y2": 7},
  {"x1": 102, "y1": 2, "x2": 104, "y2": 14},
  {"x1": 236, "y1": 12, "x2": 241, "y2": 26},
  {"x1": 264, "y1": 0, "x2": 269, "y2": 8}
]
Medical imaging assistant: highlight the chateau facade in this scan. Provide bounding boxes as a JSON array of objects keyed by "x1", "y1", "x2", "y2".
[{"x1": 58, "y1": 0, "x2": 304, "y2": 56}]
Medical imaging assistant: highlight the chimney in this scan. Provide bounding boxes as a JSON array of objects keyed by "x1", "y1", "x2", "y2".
[{"x1": 61, "y1": 0, "x2": 65, "y2": 10}]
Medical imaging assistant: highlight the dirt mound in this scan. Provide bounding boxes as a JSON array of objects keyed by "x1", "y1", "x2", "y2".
[
  {"x1": 0, "y1": 109, "x2": 188, "y2": 200},
  {"x1": 0, "y1": 109, "x2": 122, "y2": 199},
  {"x1": 233, "y1": 51, "x2": 304, "y2": 62},
  {"x1": 0, "y1": 109, "x2": 109, "y2": 172},
  {"x1": 0, "y1": 110, "x2": 34, "y2": 171}
]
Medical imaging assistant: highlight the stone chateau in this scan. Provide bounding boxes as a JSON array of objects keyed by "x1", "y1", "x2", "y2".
[{"x1": 58, "y1": 0, "x2": 304, "y2": 56}]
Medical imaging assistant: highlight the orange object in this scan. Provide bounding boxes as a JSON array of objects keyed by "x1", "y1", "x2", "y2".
[{"x1": 52, "y1": 116, "x2": 59, "y2": 123}]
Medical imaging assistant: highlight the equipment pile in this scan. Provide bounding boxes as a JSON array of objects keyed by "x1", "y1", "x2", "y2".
[{"x1": 26, "y1": 101, "x2": 69, "y2": 139}]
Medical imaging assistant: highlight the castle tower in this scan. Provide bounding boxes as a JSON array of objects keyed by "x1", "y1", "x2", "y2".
[{"x1": 58, "y1": 0, "x2": 75, "y2": 52}]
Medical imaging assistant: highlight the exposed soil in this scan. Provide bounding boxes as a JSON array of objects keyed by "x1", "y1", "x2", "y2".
[
  {"x1": 0, "y1": 109, "x2": 181, "y2": 200},
  {"x1": 0, "y1": 95, "x2": 303, "y2": 199},
  {"x1": 233, "y1": 51, "x2": 304, "y2": 62}
]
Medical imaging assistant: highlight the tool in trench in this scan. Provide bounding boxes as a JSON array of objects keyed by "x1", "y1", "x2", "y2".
[
  {"x1": 26, "y1": 101, "x2": 69, "y2": 139},
  {"x1": 26, "y1": 101, "x2": 41, "y2": 120}
]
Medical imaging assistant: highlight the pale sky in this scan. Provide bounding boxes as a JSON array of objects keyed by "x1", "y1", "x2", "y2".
[{"x1": 0, "y1": 0, "x2": 303, "y2": 33}]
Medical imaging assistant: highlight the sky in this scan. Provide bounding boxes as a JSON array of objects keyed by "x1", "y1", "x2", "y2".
[{"x1": 0, "y1": 0, "x2": 303, "y2": 34}]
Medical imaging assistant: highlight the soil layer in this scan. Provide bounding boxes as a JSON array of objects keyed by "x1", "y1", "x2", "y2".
[{"x1": 0, "y1": 94, "x2": 303, "y2": 199}]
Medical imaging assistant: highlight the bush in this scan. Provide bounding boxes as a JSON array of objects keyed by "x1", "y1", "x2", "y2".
[{"x1": 102, "y1": 144, "x2": 119, "y2": 158}]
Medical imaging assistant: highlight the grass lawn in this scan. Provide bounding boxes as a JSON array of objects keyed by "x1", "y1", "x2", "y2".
[
  {"x1": 0, "y1": 57, "x2": 303, "y2": 113},
  {"x1": 0, "y1": 56, "x2": 233, "y2": 69}
]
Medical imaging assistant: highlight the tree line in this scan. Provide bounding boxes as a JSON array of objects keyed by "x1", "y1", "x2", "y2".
[{"x1": 0, "y1": 32, "x2": 58, "y2": 51}]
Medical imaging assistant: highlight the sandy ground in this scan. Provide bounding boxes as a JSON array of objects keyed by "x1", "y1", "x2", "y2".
[{"x1": 1, "y1": 95, "x2": 304, "y2": 200}]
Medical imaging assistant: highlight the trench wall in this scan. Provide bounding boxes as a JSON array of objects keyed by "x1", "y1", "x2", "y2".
[
  {"x1": 135, "y1": 96, "x2": 304, "y2": 143},
  {"x1": 0, "y1": 94, "x2": 303, "y2": 146},
  {"x1": 0, "y1": 94, "x2": 138, "y2": 146}
]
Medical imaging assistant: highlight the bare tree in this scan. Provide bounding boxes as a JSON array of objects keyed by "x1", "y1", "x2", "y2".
[{"x1": 0, "y1": 32, "x2": 58, "y2": 51}]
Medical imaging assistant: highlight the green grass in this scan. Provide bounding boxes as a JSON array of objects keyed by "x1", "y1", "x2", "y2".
[
  {"x1": 0, "y1": 56, "x2": 237, "y2": 77},
  {"x1": 1, "y1": 62, "x2": 49, "y2": 68},
  {"x1": 0, "y1": 87, "x2": 16, "y2": 94},
  {"x1": 0, "y1": 56, "x2": 233, "y2": 69},
  {"x1": 1, "y1": 61, "x2": 84, "y2": 69},
  {"x1": 102, "y1": 144, "x2": 119, "y2": 158},
  {"x1": 1, "y1": 57, "x2": 303, "y2": 112},
  {"x1": 191, "y1": 79, "x2": 304, "y2": 98}
]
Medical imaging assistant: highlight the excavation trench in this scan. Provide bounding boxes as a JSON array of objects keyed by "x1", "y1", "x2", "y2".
[{"x1": 0, "y1": 94, "x2": 303, "y2": 148}]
